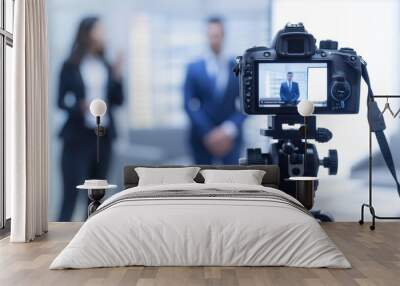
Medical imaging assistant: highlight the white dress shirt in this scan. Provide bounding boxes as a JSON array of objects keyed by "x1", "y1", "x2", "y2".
[
  {"x1": 80, "y1": 55, "x2": 109, "y2": 128},
  {"x1": 204, "y1": 51, "x2": 238, "y2": 139},
  {"x1": 205, "y1": 51, "x2": 229, "y2": 98},
  {"x1": 287, "y1": 80, "x2": 292, "y2": 91}
]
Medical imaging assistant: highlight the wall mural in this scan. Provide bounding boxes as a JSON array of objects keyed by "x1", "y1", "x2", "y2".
[{"x1": 47, "y1": 0, "x2": 400, "y2": 222}]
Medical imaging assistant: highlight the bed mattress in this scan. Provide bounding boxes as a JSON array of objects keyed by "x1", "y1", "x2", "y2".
[{"x1": 50, "y1": 183, "x2": 350, "y2": 269}]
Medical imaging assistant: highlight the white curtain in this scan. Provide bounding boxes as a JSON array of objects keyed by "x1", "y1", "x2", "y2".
[{"x1": 8, "y1": 0, "x2": 49, "y2": 242}]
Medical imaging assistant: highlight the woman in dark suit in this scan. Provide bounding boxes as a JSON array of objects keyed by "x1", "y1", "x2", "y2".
[{"x1": 58, "y1": 17, "x2": 124, "y2": 221}]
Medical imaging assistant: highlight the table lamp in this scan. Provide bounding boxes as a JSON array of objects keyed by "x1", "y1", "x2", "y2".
[
  {"x1": 297, "y1": 100, "x2": 315, "y2": 175},
  {"x1": 90, "y1": 99, "x2": 107, "y2": 163}
]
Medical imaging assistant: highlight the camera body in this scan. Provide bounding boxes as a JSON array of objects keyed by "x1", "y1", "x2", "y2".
[
  {"x1": 235, "y1": 23, "x2": 363, "y2": 115},
  {"x1": 233, "y1": 23, "x2": 364, "y2": 216}
]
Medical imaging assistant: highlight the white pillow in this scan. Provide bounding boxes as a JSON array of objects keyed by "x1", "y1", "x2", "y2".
[
  {"x1": 200, "y1": 169, "x2": 266, "y2": 185},
  {"x1": 135, "y1": 167, "x2": 200, "y2": 186}
]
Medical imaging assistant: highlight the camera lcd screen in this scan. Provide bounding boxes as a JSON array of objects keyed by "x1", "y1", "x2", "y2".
[{"x1": 258, "y1": 62, "x2": 328, "y2": 108}]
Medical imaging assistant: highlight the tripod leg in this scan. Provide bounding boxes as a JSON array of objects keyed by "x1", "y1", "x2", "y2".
[{"x1": 97, "y1": 133, "x2": 100, "y2": 163}]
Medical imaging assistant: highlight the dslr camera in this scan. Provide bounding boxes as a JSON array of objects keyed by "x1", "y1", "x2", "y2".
[
  {"x1": 234, "y1": 23, "x2": 364, "y2": 213},
  {"x1": 236, "y1": 22, "x2": 362, "y2": 115}
]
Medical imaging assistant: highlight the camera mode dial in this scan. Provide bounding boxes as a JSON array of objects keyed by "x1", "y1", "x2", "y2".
[
  {"x1": 319, "y1": 40, "x2": 338, "y2": 50},
  {"x1": 339, "y1": 47, "x2": 356, "y2": 55},
  {"x1": 245, "y1": 46, "x2": 267, "y2": 53}
]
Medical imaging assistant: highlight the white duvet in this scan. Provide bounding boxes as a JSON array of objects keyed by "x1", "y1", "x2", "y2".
[{"x1": 50, "y1": 183, "x2": 350, "y2": 269}]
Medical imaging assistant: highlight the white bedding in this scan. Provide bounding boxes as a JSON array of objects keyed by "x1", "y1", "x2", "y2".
[{"x1": 50, "y1": 183, "x2": 350, "y2": 269}]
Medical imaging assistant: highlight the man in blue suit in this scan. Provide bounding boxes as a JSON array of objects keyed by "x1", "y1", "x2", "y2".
[
  {"x1": 280, "y1": 72, "x2": 300, "y2": 104},
  {"x1": 184, "y1": 17, "x2": 246, "y2": 164}
]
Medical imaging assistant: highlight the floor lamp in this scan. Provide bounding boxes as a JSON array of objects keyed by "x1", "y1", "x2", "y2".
[
  {"x1": 297, "y1": 100, "x2": 315, "y2": 175},
  {"x1": 89, "y1": 99, "x2": 107, "y2": 163}
]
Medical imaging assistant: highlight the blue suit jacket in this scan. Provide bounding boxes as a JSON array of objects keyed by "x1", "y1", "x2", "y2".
[
  {"x1": 184, "y1": 58, "x2": 246, "y2": 142},
  {"x1": 280, "y1": 81, "x2": 300, "y2": 104}
]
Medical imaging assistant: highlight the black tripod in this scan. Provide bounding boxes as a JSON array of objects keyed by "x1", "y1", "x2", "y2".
[{"x1": 241, "y1": 115, "x2": 338, "y2": 220}]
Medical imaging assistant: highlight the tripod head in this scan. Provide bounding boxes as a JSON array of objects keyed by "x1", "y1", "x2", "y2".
[
  {"x1": 241, "y1": 114, "x2": 338, "y2": 184},
  {"x1": 261, "y1": 115, "x2": 332, "y2": 143}
]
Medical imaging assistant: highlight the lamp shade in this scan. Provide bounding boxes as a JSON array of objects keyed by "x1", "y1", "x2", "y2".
[
  {"x1": 90, "y1": 99, "x2": 107, "y2": 117},
  {"x1": 297, "y1": 100, "x2": 315, "y2": 117}
]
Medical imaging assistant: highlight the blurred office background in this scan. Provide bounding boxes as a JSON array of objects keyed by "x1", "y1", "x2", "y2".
[{"x1": 47, "y1": 0, "x2": 400, "y2": 221}]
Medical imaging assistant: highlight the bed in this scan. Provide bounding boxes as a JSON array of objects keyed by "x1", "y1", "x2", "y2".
[{"x1": 50, "y1": 165, "x2": 350, "y2": 269}]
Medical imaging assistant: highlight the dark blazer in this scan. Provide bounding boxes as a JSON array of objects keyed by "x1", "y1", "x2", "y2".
[
  {"x1": 280, "y1": 81, "x2": 300, "y2": 104},
  {"x1": 183, "y1": 58, "x2": 246, "y2": 143},
  {"x1": 58, "y1": 60, "x2": 124, "y2": 143}
]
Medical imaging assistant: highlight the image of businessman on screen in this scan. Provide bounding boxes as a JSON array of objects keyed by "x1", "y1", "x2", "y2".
[{"x1": 280, "y1": 72, "x2": 300, "y2": 104}]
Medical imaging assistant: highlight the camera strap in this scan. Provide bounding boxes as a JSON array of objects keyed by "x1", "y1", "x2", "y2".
[{"x1": 362, "y1": 61, "x2": 400, "y2": 196}]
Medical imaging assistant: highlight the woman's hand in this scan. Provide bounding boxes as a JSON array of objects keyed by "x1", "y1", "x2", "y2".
[{"x1": 80, "y1": 100, "x2": 89, "y2": 114}]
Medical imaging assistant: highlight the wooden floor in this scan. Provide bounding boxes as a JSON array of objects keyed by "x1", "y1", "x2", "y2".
[{"x1": 0, "y1": 222, "x2": 399, "y2": 286}]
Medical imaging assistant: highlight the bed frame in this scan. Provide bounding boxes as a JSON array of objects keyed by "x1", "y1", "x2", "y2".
[{"x1": 123, "y1": 165, "x2": 280, "y2": 190}]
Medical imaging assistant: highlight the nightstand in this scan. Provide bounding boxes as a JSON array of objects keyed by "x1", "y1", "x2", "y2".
[{"x1": 77, "y1": 181, "x2": 117, "y2": 217}]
